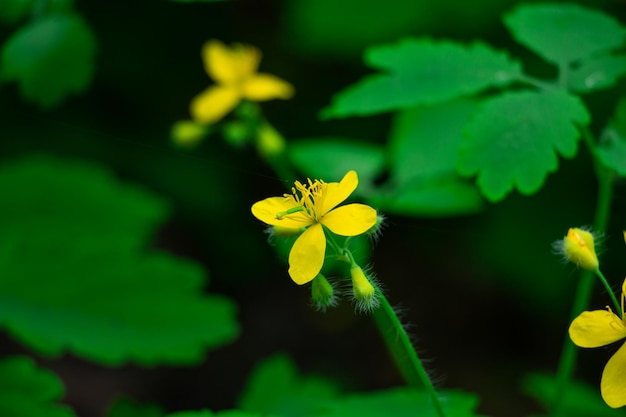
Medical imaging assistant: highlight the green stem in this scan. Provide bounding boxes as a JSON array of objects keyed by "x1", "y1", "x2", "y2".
[
  {"x1": 551, "y1": 127, "x2": 615, "y2": 413},
  {"x1": 372, "y1": 289, "x2": 447, "y2": 417},
  {"x1": 595, "y1": 269, "x2": 622, "y2": 317}
]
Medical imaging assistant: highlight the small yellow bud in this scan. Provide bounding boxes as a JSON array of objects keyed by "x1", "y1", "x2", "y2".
[
  {"x1": 171, "y1": 120, "x2": 209, "y2": 148},
  {"x1": 350, "y1": 265, "x2": 378, "y2": 312},
  {"x1": 562, "y1": 227, "x2": 599, "y2": 271},
  {"x1": 256, "y1": 123, "x2": 285, "y2": 158},
  {"x1": 311, "y1": 274, "x2": 336, "y2": 311}
]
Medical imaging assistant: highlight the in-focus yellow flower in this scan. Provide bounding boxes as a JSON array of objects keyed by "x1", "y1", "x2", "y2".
[
  {"x1": 251, "y1": 170, "x2": 377, "y2": 285},
  {"x1": 569, "y1": 278, "x2": 626, "y2": 408},
  {"x1": 557, "y1": 227, "x2": 599, "y2": 271},
  {"x1": 190, "y1": 40, "x2": 294, "y2": 124}
]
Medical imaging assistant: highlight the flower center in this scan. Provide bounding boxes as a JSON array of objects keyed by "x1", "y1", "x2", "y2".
[{"x1": 276, "y1": 178, "x2": 327, "y2": 222}]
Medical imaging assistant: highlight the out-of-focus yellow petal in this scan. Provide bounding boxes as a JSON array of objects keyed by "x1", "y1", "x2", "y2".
[
  {"x1": 321, "y1": 204, "x2": 377, "y2": 236},
  {"x1": 251, "y1": 196, "x2": 312, "y2": 229},
  {"x1": 170, "y1": 120, "x2": 209, "y2": 148},
  {"x1": 622, "y1": 277, "x2": 626, "y2": 297},
  {"x1": 241, "y1": 74, "x2": 294, "y2": 101},
  {"x1": 569, "y1": 310, "x2": 626, "y2": 348},
  {"x1": 190, "y1": 85, "x2": 240, "y2": 124},
  {"x1": 288, "y1": 223, "x2": 325, "y2": 285},
  {"x1": 203, "y1": 39, "x2": 260, "y2": 84},
  {"x1": 601, "y1": 341, "x2": 626, "y2": 408},
  {"x1": 321, "y1": 170, "x2": 358, "y2": 215}
]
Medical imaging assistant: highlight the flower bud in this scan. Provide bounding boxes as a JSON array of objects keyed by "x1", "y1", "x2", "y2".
[
  {"x1": 171, "y1": 120, "x2": 209, "y2": 148},
  {"x1": 350, "y1": 265, "x2": 378, "y2": 312},
  {"x1": 256, "y1": 123, "x2": 285, "y2": 158},
  {"x1": 560, "y1": 227, "x2": 599, "y2": 271},
  {"x1": 311, "y1": 274, "x2": 336, "y2": 311}
]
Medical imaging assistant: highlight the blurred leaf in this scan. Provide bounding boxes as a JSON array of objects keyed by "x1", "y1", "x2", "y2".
[
  {"x1": 0, "y1": 156, "x2": 239, "y2": 365},
  {"x1": 598, "y1": 97, "x2": 626, "y2": 176},
  {"x1": 569, "y1": 55, "x2": 626, "y2": 93},
  {"x1": 238, "y1": 353, "x2": 339, "y2": 417},
  {"x1": 369, "y1": 177, "x2": 484, "y2": 217},
  {"x1": 503, "y1": 3, "x2": 626, "y2": 65},
  {"x1": 167, "y1": 412, "x2": 271, "y2": 417},
  {"x1": 289, "y1": 139, "x2": 386, "y2": 192},
  {"x1": 322, "y1": 39, "x2": 521, "y2": 118},
  {"x1": 0, "y1": 0, "x2": 34, "y2": 24},
  {"x1": 458, "y1": 90, "x2": 590, "y2": 202},
  {"x1": 0, "y1": 12, "x2": 97, "y2": 108},
  {"x1": 0, "y1": 356, "x2": 76, "y2": 417},
  {"x1": 389, "y1": 98, "x2": 478, "y2": 185},
  {"x1": 523, "y1": 373, "x2": 626, "y2": 417},
  {"x1": 314, "y1": 387, "x2": 484, "y2": 417},
  {"x1": 107, "y1": 398, "x2": 164, "y2": 417}
]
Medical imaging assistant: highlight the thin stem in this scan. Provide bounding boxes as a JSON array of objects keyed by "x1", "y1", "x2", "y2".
[
  {"x1": 595, "y1": 269, "x2": 622, "y2": 316},
  {"x1": 372, "y1": 289, "x2": 447, "y2": 417},
  {"x1": 551, "y1": 126, "x2": 615, "y2": 413}
]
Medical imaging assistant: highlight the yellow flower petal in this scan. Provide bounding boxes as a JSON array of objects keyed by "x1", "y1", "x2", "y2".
[
  {"x1": 321, "y1": 170, "x2": 358, "y2": 215},
  {"x1": 288, "y1": 223, "x2": 325, "y2": 285},
  {"x1": 251, "y1": 197, "x2": 312, "y2": 229},
  {"x1": 321, "y1": 203, "x2": 377, "y2": 236},
  {"x1": 602, "y1": 341, "x2": 626, "y2": 408},
  {"x1": 190, "y1": 85, "x2": 241, "y2": 124},
  {"x1": 203, "y1": 39, "x2": 260, "y2": 84},
  {"x1": 569, "y1": 310, "x2": 626, "y2": 348},
  {"x1": 241, "y1": 74, "x2": 294, "y2": 101}
]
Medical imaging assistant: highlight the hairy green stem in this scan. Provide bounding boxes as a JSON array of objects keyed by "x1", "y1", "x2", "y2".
[
  {"x1": 373, "y1": 290, "x2": 447, "y2": 417},
  {"x1": 551, "y1": 127, "x2": 615, "y2": 413},
  {"x1": 595, "y1": 269, "x2": 622, "y2": 317}
]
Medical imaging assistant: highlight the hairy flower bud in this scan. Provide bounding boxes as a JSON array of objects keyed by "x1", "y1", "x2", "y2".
[
  {"x1": 350, "y1": 265, "x2": 378, "y2": 312},
  {"x1": 311, "y1": 274, "x2": 336, "y2": 311},
  {"x1": 557, "y1": 227, "x2": 599, "y2": 271}
]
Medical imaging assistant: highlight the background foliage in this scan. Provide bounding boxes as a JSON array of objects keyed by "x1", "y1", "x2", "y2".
[{"x1": 1, "y1": 1, "x2": 626, "y2": 417}]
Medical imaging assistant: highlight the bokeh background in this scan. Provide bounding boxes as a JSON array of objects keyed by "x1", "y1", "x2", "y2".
[{"x1": 2, "y1": 1, "x2": 626, "y2": 416}]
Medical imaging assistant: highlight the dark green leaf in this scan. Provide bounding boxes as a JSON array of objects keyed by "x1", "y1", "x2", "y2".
[
  {"x1": 0, "y1": 0, "x2": 34, "y2": 24},
  {"x1": 0, "y1": 156, "x2": 239, "y2": 365},
  {"x1": 322, "y1": 39, "x2": 521, "y2": 118},
  {"x1": 569, "y1": 55, "x2": 626, "y2": 93},
  {"x1": 523, "y1": 373, "x2": 626, "y2": 417},
  {"x1": 238, "y1": 354, "x2": 339, "y2": 417},
  {"x1": 504, "y1": 3, "x2": 626, "y2": 65},
  {"x1": 1, "y1": 12, "x2": 97, "y2": 108},
  {"x1": 288, "y1": 138, "x2": 386, "y2": 193},
  {"x1": 389, "y1": 99, "x2": 478, "y2": 185},
  {"x1": 369, "y1": 177, "x2": 484, "y2": 217},
  {"x1": 598, "y1": 97, "x2": 626, "y2": 176},
  {"x1": 0, "y1": 356, "x2": 76, "y2": 417},
  {"x1": 458, "y1": 90, "x2": 590, "y2": 202}
]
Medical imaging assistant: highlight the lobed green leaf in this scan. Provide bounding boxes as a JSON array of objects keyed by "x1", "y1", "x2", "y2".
[
  {"x1": 0, "y1": 12, "x2": 97, "y2": 108},
  {"x1": 569, "y1": 54, "x2": 626, "y2": 93},
  {"x1": 598, "y1": 97, "x2": 626, "y2": 176},
  {"x1": 504, "y1": 3, "x2": 626, "y2": 65},
  {"x1": 0, "y1": 356, "x2": 76, "y2": 417},
  {"x1": 322, "y1": 38, "x2": 522, "y2": 118},
  {"x1": 458, "y1": 90, "x2": 590, "y2": 202}
]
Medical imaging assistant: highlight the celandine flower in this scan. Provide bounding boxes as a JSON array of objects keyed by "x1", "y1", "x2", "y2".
[
  {"x1": 554, "y1": 227, "x2": 599, "y2": 271},
  {"x1": 190, "y1": 40, "x2": 294, "y2": 124},
  {"x1": 251, "y1": 170, "x2": 377, "y2": 285},
  {"x1": 569, "y1": 278, "x2": 626, "y2": 408}
]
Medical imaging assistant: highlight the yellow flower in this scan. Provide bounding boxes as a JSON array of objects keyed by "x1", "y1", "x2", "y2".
[
  {"x1": 190, "y1": 40, "x2": 294, "y2": 124},
  {"x1": 251, "y1": 170, "x2": 377, "y2": 285},
  {"x1": 569, "y1": 278, "x2": 626, "y2": 408},
  {"x1": 559, "y1": 227, "x2": 599, "y2": 271}
]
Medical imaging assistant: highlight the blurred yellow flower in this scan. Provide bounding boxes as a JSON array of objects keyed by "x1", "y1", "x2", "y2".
[
  {"x1": 569, "y1": 278, "x2": 626, "y2": 408},
  {"x1": 190, "y1": 40, "x2": 294, "y2": 124},
  {"x1": 251, "y1": 170, "x2": 377, "y2": 285}
]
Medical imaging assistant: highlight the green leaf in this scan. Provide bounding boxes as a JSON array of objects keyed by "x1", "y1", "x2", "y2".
[
  {"x1": 523, "y1": 373, "x2": 626, "y2": 417},
  {"x1": 389, "y1": 99, "x2": 478, "y2": 185},
  {"x1": 0, "y1": 356, "x2": 76, "y2": 417},
  {"x1": 569, "y1": 54, "x2": 626, "y2": 93},
  {"x1": 503, "y1": 3, "x2": 626, "y2": 65},
  {"x1": 369, "y1": 177, "x2": 484, "y2": 217},
  {"x1": 322, "y1": 39, "x2": 522, "y2": 118},
  {"x1": 238, "y1": 354, "x2": 339, "y2": 417},
  {"x1": 458, "y1": 90, "x2": 590, "y2": 202},
  {"x1": 1, "y1": 12, "x2": 97, "y2": 108},
  {"x1": 0, "y1": 0, "x2": 34, "y2": 24},
  {"x1": 107, "y1": 398, "x2": 164, "y2": 417},
  {"x1": 598, "y1": 97, "x2": 626, "y2": 176},
  {"x1": 288, "y1": 138, "x2": 386, "y2": 192},
  {"x1": 0, "y1": 156, "x2": 239, "y2": 365},
  {"x1": 316, "y1": 387, "x2": 484, "y2": 417},
  {"x1": 166, "y1": 412, "x2": 271, "y2": 417}
]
